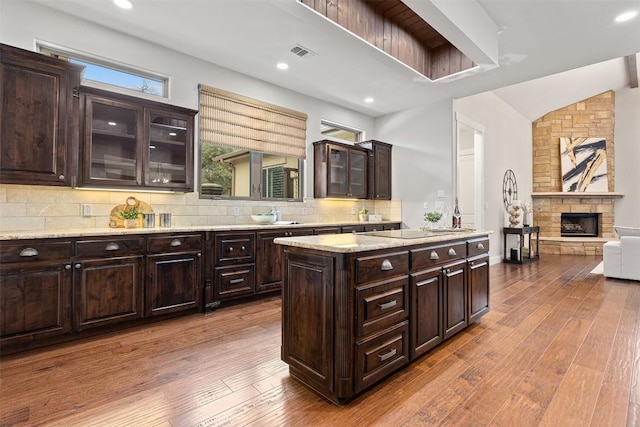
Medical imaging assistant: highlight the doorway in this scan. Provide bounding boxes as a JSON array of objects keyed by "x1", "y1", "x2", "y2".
[{"x1": 455, "y1": 113, "x2": 484, "y2": 229}]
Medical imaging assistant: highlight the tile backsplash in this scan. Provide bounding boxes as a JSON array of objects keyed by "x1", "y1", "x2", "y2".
[{"x1": 0, "y1": 185, "x2": 402, "y2": 232}]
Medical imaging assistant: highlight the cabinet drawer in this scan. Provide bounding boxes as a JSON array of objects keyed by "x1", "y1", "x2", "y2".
[
  {"x1": 147, "y1": 234, "x2": 202, "y2": 253},
  {"x1": 356, "y1": 276, "x2": 409, "y2": 338},
  {"x1": 215, "y1": 233, "x2": 254, "y2": 264},
  {"x1": 76, "y1": 238, "x2": 144, "y2": 258},
  {"x1": 0, "y1": 241, "x2": 72, "y2": 263},
  {"x1": 214, "y1": 264, "x2": 255, "y2": 300},
  {"x1": 355, "y1": 251, "x2": 409, "y2": 285},
  {"x1": 355, "y1": 321, "x2": 409, "y2": 392},
  {"x1": 411, "y1": 241, "x2": 466, "y2": 270},
  {"x1": 467, "y1": 237, "x2": 489, "y2": 258}
]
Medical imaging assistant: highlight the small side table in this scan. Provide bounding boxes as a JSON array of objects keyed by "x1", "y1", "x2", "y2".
[{"x1": 503, "y1": 226, "x2": 540, "y2": 264}]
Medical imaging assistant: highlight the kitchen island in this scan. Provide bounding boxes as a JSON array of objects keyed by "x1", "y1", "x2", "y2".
[{"x1": 275, "y1": 229, "x2": 491, "y2": 403}]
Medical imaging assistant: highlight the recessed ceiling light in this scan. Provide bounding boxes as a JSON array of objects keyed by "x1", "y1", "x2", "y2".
[
  {"x1": 277, "y1": 62, "x2": 289, "y2": 70},
  {"x1": 364, "y1": 97, "x2": 374, "y2": 103},
  {"x1": 615, "y1": 10, "x2": 639, "y2": 22},
  {"x1": 114, "y1": 0, "x2": 133, "y2": 10}
]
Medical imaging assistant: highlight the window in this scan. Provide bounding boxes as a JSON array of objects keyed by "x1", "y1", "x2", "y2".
[
  {"x1": 198, "y1": 85, "x2": 307, "y2": 201},
  {"x1": 38, "y1": 43, "x2": 168, "y2": 98},
  {"x1": 321, "y1": 120, "x2": 363, "y2": 142}
]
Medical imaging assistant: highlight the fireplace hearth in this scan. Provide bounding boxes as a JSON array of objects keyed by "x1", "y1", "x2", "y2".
[{"x1": 561, "y1": 213, "x2": 599, "y2": 237}]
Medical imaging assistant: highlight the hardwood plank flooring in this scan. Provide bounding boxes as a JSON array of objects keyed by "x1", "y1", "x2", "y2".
[{"x1": 1, "y1": 255, "x2": 639, "y2": 427}]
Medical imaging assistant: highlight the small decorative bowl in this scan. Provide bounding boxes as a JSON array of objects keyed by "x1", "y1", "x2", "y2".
[{"x1": 251, "y1": 213, "x2": 276, "y2": 224}]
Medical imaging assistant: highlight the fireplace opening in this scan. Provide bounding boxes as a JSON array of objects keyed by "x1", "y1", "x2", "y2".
[{"x1": 561, "y1": 213, "x2": 599, "y2": 237}]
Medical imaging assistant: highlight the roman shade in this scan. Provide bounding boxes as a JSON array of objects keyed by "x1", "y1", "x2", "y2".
[{"x1": 199, "y1": 84, "x2": 307, "y2": 159}]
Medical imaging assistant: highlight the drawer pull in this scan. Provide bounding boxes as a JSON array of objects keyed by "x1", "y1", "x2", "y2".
[
  {"x1": 19, "y1": 248, "x2": 39, "y2": 257},
  {"x1": 448, "y1": 248, "x2": 457, "y2": 256},
  {"x1": 378, "y1": 300, "x2": 397, "y2": 310},
  {"x1": 105, "y1": 243, "x2": 120, "y2": 251},
  {"x1": 429, "y1": 251, "x2": 439, "y2": 260},
  {"x1": 378, "y1": 348, "x2": 397, "y2": 362},
  {"x1": 75, "y1": 263, "x2": 82, "y2": 269},
  {"x1": 477, "y1": 242, "x2": 485, "y2": 250},
  {"x1": 65, "y1": 264, "x2": 72, "y2": 270},
  {"x1": 171, "y1": 239, "x2": 182, "y2": 247},
  {"x1": 241, "y1": 246, "x2": 246, "y2": 251},
  {"x1": 229, "y1": 278, "x2": 245, "y2": 284},
  {"x1": 380, "y1": 259, "x2": 393, "y2": 271}
]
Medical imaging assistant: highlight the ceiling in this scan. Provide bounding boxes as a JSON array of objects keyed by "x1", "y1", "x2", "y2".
[{"x1": 31, "y1": 0, "x2": 640, "y2": 119}]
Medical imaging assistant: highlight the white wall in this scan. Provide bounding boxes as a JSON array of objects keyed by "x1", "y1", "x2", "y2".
[
  {"x1": 613, "y1": 86, "x2": 640, "y2": 227},
  {"x1": 375, "y1": 98, "x2": 454, "y2": 229},
  {"x1": 0, "y1": 0, "x2": 375, "y2": 201},
  {"x1": 453, "y1": 92, "x2": 533, "y2": 264}
]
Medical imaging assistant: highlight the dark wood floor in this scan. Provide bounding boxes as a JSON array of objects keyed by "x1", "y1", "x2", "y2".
[{"x1": 1, "y1": 255, "x2": 638, "y2": 426}]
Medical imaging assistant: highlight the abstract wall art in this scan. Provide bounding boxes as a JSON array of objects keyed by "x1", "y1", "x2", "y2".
[{"x1": 559, "y1": 137, "x2": 608, "y2": 192}]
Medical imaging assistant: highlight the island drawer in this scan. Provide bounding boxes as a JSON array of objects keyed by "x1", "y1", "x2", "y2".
[
  {"x1": 411, "y1": 241, "x2": 466, "y2": 269},
  {"x1": 356, "y1": 276, "x2": 409, "y2": 338},
  {"x1": 355, "y1": 321, "x2": 409, "y2": 393},
  {"x1": 1, "y1": 240, "x2": 72, "y2": 263},
  {"x1": 354, "y1": 250, "x2": 409, "y2": 284},
  {"x1": 214, "y1": 232, "x2": 255, "y2": 265},
  {"x1": 214, "y1": 264, "x2": 255, "y2": 299},
  {"x1": 75, "y1": 238, "x2": 145, "y2": 258},
  {"x1": 467, "y1": 237, "x2": 490, "y2": 258},
  {"x1": 147, "y1": 234, "x2": 202, "y2": 253}
]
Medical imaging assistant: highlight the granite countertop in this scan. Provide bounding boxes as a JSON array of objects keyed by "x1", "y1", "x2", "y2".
[
  {"x1": 274, "y1": 228, "x2": 492, "y2": 253},
  {"x1": 0, "y1": 220, "x2": 399, "y2": 241}
]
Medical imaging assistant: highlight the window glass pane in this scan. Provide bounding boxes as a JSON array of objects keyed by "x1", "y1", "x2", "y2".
[
  {"x1": 71, "y1": 59, "x2": 164, "y2": 96},
  {"x1": 201, "y1": 145, "x2": 251, "y2": 197},
  {"x1": 321, "y1": 120, "x2": 363, "y2": 142},
  {"x1": 261, "y1": 154, "x2": 300, "y2": 199}
]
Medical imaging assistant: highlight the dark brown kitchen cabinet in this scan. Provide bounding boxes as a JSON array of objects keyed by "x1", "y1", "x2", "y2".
[
  {"x1": 79, "y1": 86, "x2": 196, "y2": 191},
  {"x1": 356, "y1": 140, "x2": 392, "y2": 200},
  {"x1": 73, "y1": 237, "x2": 145, "y2": 331},
  {"x1": 443, "y1": 259, "x2": 468, "y2": 339},
  {"x1": 256, "y1": 228, "x2": 311, "y2": 293},
  {"x1": 0, "y1": 240, "x2": 73, "y2": 351},
  {"x1": 410, "y1": 267, "x2": 443, "y2": 358},
  {"x1": 467, "y1": 237, "x2": 490, "y2": 323},
  {"x1": 314, "y1": 140, "x2": 368, "y2": 199},
  {"x1": 146, "y1": 234, "x2": 202, "y2": 317},
  {"x1": 0, "y1": 44, "x2": 83, "y2": 186},
  {"x1": 213, "y1": 232, "x2": 256, "y2": 302}
]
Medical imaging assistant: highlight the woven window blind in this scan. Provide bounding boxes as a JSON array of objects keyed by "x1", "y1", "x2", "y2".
[{"x1": 199, "y1": 84, "x2": 307, "y2": 159}]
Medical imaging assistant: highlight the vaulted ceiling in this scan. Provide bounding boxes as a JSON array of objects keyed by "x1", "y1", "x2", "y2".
[{"x1": 29, "y1": 0, "x2": 640, "y2": 119}]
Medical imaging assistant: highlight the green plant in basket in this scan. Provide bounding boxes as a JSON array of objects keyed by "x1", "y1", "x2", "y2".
[
  {"x1": 425, "y1": 211, "x2": 442, "y2": 223},
  {"x1": 120, "y1": 207, "x2": 140, "y2": 220}
]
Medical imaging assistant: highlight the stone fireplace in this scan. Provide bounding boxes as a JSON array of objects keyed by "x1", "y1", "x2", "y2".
[{"x1": 531, "y1": 91, "x2": 622, "y2": 256}]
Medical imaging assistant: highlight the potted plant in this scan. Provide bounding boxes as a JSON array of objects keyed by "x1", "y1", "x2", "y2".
[
  {"x1": 358, "y1": 208, "x2": 369, "y2": 222},
  {"x1": 424, "y1": 211, "x2": 443, "y2": 230},
  {"x1": 121, "y1": 207, "x2": 140, "y2": 228}
]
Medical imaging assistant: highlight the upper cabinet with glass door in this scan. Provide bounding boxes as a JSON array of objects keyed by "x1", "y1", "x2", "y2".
[
  {"x1": 79, "y1": 87, "x2": 196, "y2": 191},
  {"x1": 313, "y1": 140, "x2": 368, "y2": 199}
]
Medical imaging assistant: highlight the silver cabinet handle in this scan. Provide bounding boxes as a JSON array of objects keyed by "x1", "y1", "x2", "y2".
[
  {"x1": 229, "y1": 278, "x2": 244, "y2": 284},
  {"x1": 75, "y1": 263, "x2": 81, "y2": 269},
  {"x1": 170, "y1": 239, "x2": 182, "y2": 247},
  {"x1": 58, "y1": 174, "x2": 65, "y2": 181},
  {"x1": 229, "y1": 247, "x2": 234, "y2": 252},
  {"x1": 378, "y1": 348, "x2": 397, "y2": 362},
  {"x1": 380, "y1": 259, "x2": 393, "y2": 271},
  {"x1": 477, "y1": 242, "x2": 485, "y2": 250},
  {"x1": 378, "y1": 300, "x2": 397, "y2": 310},
  {"x1": 430, "y1": 251, "x2": 439, "y2": 260},
  {"x1": 448, "y1": 248, "x2": 457, "y2": 256},
  {"x1": 65, "y1": 264, "x2": 72, "y2": 270},
  {"x1": 197, "y1": 252, "x2": 201, "y2": 257},
  {"x1": 19, "y1": 248, "x2": 39, "y2": 257},
  {"x1": 105, "y1": 243, "x2": 120, "y2": 251},
  {"x1": 241, "y1": 246, "x2": 246, "y2": 251}
]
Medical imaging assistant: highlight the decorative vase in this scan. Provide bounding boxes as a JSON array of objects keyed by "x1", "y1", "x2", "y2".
[
  {"x1": 523, "y1": 212, "x2": 531, "y2": 227},
  {"x1": 124, "y1": 219, "x2": 138, "y2": 229},
  {"x1": 359, "y1": 214, "x2": 368, "y2": 222}
]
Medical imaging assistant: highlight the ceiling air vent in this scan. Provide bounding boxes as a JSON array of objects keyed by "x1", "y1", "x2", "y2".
[{"x1": 290, "y1": 44, "x2": 316, "y2": 58}]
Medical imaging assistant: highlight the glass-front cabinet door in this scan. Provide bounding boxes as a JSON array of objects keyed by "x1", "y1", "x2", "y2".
[
  {"x1": 145, "y1": 109, "x2": 193, "y2": 190},
  {"x1": 80, "y1": 87, "x2": 196, "y2": 191},
  {"x1": 328, "y1": 144, "x2": 348, "y2": 196},
  {"x1": 83, "y1": 96, "x2": 143, "y2": 186},
  {"x1": 348, "y1": 149, "x2": 367, "y2": 198}
]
